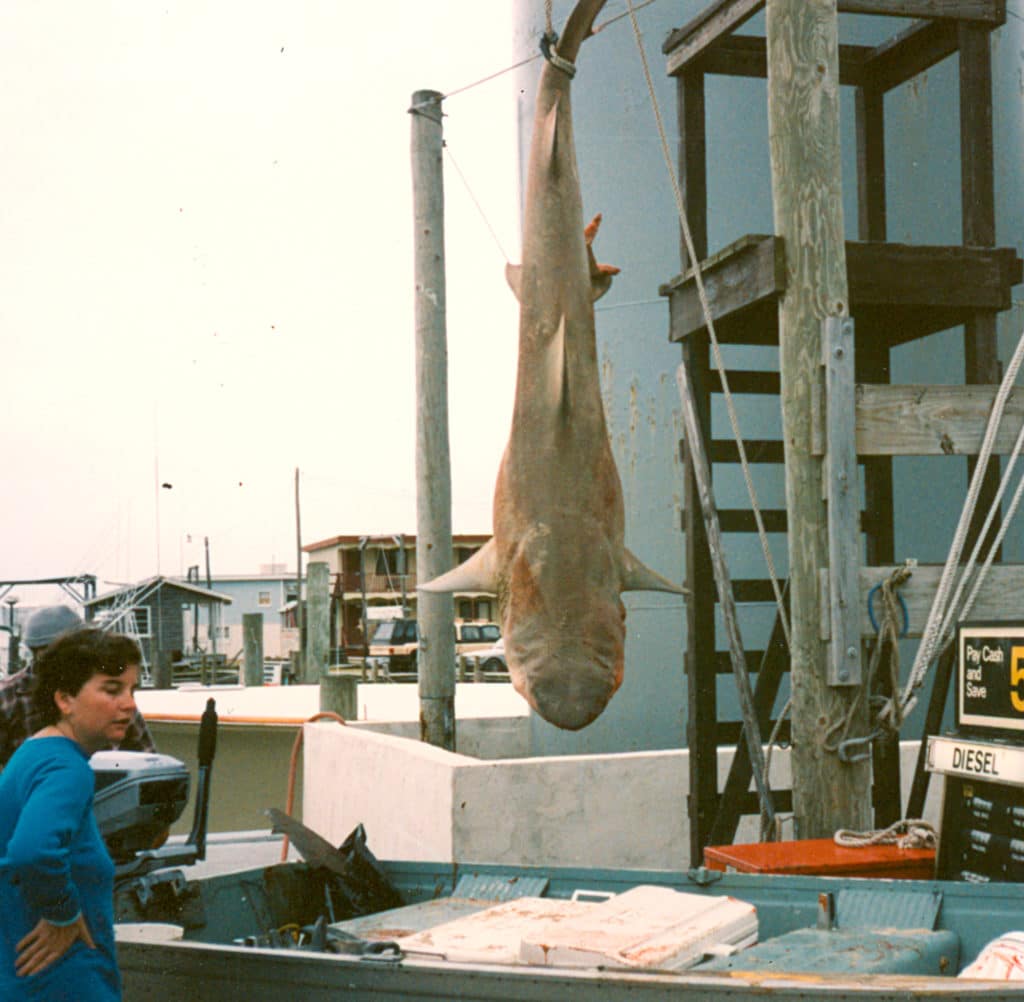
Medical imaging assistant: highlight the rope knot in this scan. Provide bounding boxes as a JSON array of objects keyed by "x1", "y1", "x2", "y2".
[{"x1": 540, "y1": 31, "x2": 576, "y2": 78}]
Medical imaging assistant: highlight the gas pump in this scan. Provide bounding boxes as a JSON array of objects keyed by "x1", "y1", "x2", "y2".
[{"x1": 926, "y1": 623, "x2": 1024, "y2": 882}]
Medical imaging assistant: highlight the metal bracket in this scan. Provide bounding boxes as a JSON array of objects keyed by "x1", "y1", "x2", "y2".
[
  {"x1": 131, "y1": 868, "x2": 189, "y2": 909},
  {"x1": 686, "y1": 866, "x2": 724, "y2": 887},
  {"x1": 823, "y1": 316, "x2": 861, "y2": 687}
]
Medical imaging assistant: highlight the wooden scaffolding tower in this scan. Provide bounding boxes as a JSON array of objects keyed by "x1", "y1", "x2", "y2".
[{"x1": 662, "y1": 0, "x2": 1022, "y2": 861}]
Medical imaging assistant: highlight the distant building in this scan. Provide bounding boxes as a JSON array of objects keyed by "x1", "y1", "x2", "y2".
[
  {"x1": 85, "y1": 576, "x2": 232, "y2": 674},
  {"x1": 302, "y1": 533, "x2": 493, "y2": 656},
  {"x1": 191, "y1": 571, "x2": 303, "y2": 660}
]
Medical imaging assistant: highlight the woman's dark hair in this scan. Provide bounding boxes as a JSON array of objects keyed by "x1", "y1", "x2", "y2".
[{"x1": 31, "y1": 628, "x2": 142, "y2": 726}]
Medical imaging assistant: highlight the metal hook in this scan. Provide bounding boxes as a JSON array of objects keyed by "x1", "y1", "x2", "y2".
[{"x1": 836, "y1": 730, "x2": 881, "y2": 764}]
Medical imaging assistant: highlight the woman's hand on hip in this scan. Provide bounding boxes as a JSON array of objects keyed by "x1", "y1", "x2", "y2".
[{"x1": 15, "y1": 914, "x2": 96, "y2": 977}]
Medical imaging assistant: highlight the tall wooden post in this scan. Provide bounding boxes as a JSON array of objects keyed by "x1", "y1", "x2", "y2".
[
  {"x1": 766, "y1": 0, "x2": 870, "y2": 835},
  {"x1": 410, "y1": 89, "x2": 456, "y2": 751},
  {"x1": 306, "y1": 561, "x2": 330, "y2": 679},
  {"x1": 242, "y1": 613, "x2": 263, "y2": 687}
]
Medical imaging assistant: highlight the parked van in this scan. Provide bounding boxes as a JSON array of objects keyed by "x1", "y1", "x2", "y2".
[
  {"x1": 368, "y1": 618, "x2": 418, "y2": 673},
  {"x1": 368, "y1": 619, "x2": 501, "y2": 675},
  {"x1": 454, "y1": 621, "x2": 501, "y2": 655}
]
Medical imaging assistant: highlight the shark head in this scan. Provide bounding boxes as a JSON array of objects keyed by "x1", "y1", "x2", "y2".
[{"x1": 499, "y1": 521, "x2": 625, "y2": 731}]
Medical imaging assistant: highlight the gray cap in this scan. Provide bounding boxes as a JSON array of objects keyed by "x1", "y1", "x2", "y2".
[{"x1": 23, "y1": 605, "x2": 83, "y2": 651}]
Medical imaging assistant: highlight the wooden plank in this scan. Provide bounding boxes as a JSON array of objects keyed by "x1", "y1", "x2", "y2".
[
  {"x1": 664, "y1": 0, "x2": 764, "y2": 77},
  {"x1": 664, "y1": 238, "x2": 1021, "y2": 345},
  {"x1": 710, "y1": 439, "x2": 784, "y2": 463},
  {"x1": 678, "y1": 71, "x2": 707, "y2": 271},
  {"x1": 862, "y1": 19, "x2": 959, "y2": 94},
  {"x1": 855, "y1": 84, "x2": 886, "y2": 241},
  {"x1": 716, "y1": 509, "x2": 788, "y2": 532},
  {"x1": 689, "y1": 34, "x2": 872, "y2": 86},
  {"x1": 856, "y1": 564, "x2": 1024, "y2": 638},
  {"x1": 838, "y1": 0, "x2": 1003, "y2": 22},
  {"x1": 664, "y1": 236, "x2": 785, "y2": 343},
  {"x1": 854, "y1": 383, "x2": 1024, "y2": 456},
  {"x1": 846, "y1": 242, "x2": 1016, "y2": 310},
  {"x1": 824, "y1": 318, "x2": 862, "y2": 687},
  {"x1": 710, "y1": 369, "x2": 781, "y2": 394}
]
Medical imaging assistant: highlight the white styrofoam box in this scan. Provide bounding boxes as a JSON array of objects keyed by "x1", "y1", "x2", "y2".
[
  {"x1": 395, "y1": 897, "x2": 595, "y2": 965},
  {"x1": 518, "y1": 885, "x2": 758, "y2": 971}
]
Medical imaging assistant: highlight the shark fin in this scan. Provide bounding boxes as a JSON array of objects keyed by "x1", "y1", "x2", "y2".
[
  {"x1": 584, "y1": 215, "x2": 619, "y2": 301},
  {"x1": 540, "y1": 94, "x2": 561, "y2": 175},
  {"x1": 505, "y1": 262, "x2": 522, "y2": 301},
  {"x1": 419, "y1": 539, "x2": 499, "y2": 594},
  {"x1": 620, "y1": 548, "x2": 688, "y2": 595}
]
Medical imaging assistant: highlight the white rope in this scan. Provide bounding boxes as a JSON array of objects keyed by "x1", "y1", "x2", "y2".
[
  {"x1": 624, "y1": 0, "x2": 790, "y2": 649},
  {"x1": 937, "y1": 410, "x2": 1024, "y2": 642},
  {"x1": 833, "y1": 818, "x2": 938, "y2": 850},
  {"x1": 894, "y1": 331, "x2": 1024, "y2": 718}
]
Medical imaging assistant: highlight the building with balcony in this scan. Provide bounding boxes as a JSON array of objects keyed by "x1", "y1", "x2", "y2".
[{"x1": 302, "y1": 533, "x2": 494, "y2": 656}]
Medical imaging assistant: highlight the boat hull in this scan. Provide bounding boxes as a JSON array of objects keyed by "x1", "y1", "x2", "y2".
[{"x1": 116, "y1": 861, "x2": 1024, "y2": 1000}]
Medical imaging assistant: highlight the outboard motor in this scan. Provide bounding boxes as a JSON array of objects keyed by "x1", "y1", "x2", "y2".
[{"x1": 92, "y1": 698, "x2": 218, "y2": 884}]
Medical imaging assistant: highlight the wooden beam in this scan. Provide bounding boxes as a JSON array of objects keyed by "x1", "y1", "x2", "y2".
[
  {"x1": 854, "y1": 565, "x2": 1024, "y2": 638},
  {"x1": 838, "y1": 0, "x2": 1003, "y2": 21},
  {"x1": 663, "y1": 234, "x2": 786, "y2": 343},
  {"x1": 663, "y1": 237, "x2": 1021, "y2": 345},
  {"x1": 665, "y1": 0, "x2": 1002, "y2": 77},
  {"x1": 854, "y1": 384, "x2": 1024, "y2": 456},
  {"x1": 861, "y1": 19, "x2": 959, "y2": 94},
  {"x1": 688, "y1": 34, "x2": 873, "y2": 86},
  {"x1": 665, "y1": 0, "x2": 765, "y2": 76},
  {"x1": 768, "y1": 0, "x2": 869, "y2": 836}
]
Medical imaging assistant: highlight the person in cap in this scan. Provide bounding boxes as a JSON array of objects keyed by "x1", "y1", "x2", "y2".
[
  {"x1": 0, "y1": 627, "x2": 142, "y2": 1000},
  {"x1": 0, "y1": 606, "x2": 155, "y2": 768}
]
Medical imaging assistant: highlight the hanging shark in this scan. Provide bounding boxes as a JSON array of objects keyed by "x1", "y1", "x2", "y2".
[{"x1": 421, "y1": 0, "x2": 685, "y2": 730}]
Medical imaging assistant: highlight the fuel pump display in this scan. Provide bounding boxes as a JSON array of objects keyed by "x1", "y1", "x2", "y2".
[{"x1": 927, "y1": 624, "x2": 1024, "y2": 882}]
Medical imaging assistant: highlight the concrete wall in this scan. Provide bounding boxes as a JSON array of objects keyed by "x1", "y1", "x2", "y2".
[
  {"x1": 303, "y1": 723, "x2": 944, "y2": 869},
  {"x1": 137, "y1": 682, "x2": 532, "y2": 835}
]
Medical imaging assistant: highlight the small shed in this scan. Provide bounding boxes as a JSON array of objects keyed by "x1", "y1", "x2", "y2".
[{"x1": 85, "y1": 576, "x2": 232, "y2": 687}]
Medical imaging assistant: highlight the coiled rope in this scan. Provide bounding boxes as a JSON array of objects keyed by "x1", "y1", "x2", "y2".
[{"x1": 834, "y1": 819, "x2": 938, "y2": 850}]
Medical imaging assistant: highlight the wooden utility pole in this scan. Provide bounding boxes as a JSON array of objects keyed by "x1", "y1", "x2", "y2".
[
  {"x1": 410, "y1": 89, "x2": 456, "y2": 751},
  {"x1": 766, "y1": 0, "x2": 870, "y2": 835},
  {"x1": 295, "y1": 467, "x2": 305, "y2": 681}
]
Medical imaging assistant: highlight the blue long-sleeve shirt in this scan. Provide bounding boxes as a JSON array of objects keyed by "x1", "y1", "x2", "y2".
[{"x1": 0, "y1": 736, "x2": 120, "y2": 1000}]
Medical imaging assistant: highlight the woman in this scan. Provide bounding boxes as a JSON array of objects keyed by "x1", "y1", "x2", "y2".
[{"x1": 0, "y1": 628, "x2": 141, "y2": 1001}]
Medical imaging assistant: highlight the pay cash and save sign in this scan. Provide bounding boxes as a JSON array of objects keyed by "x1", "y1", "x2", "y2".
[{"x1": 958, "y1": 624, "x2": 1024, "y2": 733}]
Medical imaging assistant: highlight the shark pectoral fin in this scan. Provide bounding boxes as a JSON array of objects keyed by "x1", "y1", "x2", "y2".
[
  {"x1": 585, "y1": 215, "x2": 619, "y2": 301},
  {"x1": 505, "y1": 263, "x2": 522, "y2": 301},
  {"x1": 620, "y1": 548, "x2": 688, "y2": 595},
  {"x1": 419, "y1": 539, "x2": 499, "y2": 594},
  {"x1": 589, "y1": 264, "x2": 616, "y2": 301}
]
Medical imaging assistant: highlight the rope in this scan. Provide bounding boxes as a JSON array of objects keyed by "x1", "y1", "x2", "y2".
[
  {"x1": 833, "y1": 819, "x2": 938, "y2": 850},
  {"x1": 279, "y1": 711, "x2": 347, "y2": 862},
  {"x1": 444, "y1": 144, "x2": 511, "y2": 262},
  {"x1": 824, "y1": 563, "x2": 912, "y2": 755},
  {"x1": 894, "y1": 330, "x2": 1024, "y2": 720},
  {"x1": 624, "y1": 0, "x2": 790, "y2": 650}
]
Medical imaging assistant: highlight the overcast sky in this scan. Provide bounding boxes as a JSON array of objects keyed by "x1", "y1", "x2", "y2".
[{"x1": 1, "y1": 1, "x2": 524, "y2": 598}]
